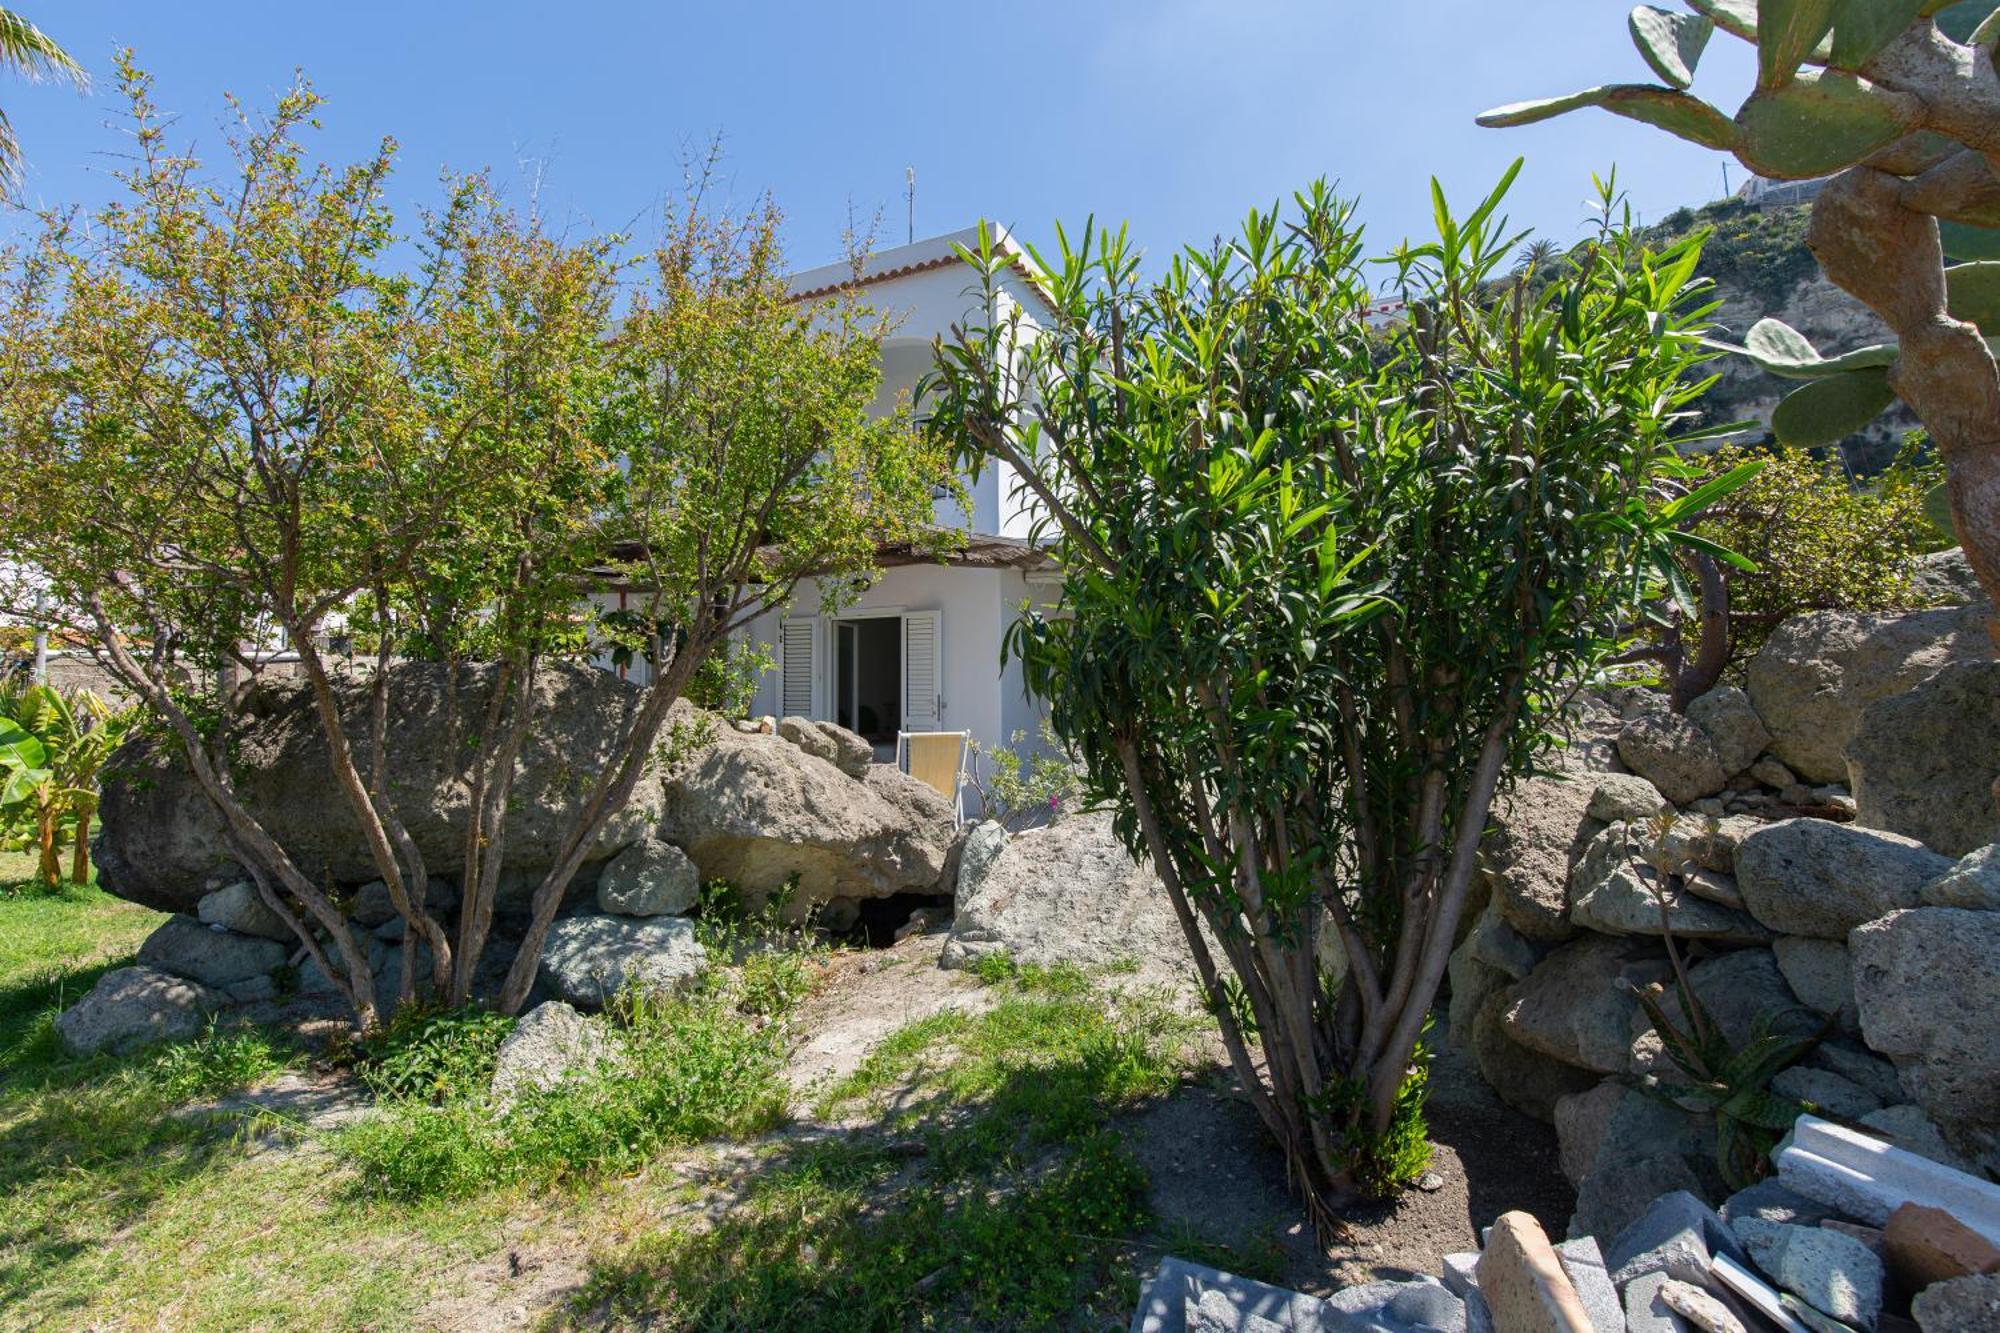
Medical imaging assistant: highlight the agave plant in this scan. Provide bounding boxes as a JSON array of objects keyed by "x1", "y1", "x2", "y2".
[
  {"x1": 1633, "y1": 977, "x2": 1826, "y2": 1190},
  {"x1": 0, "y1": 683, "x2": 131, "y2": 886},
  {"x1": 1628, "y1": 811, "x2": 1831, "y2": 1188},
  {"x1": 1481, "y1": 1, "x2": 2000, "y2": 614}
]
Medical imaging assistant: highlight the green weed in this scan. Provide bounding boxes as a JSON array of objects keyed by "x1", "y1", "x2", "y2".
[{"x1": 339, "y1": 969, "x2": 801, "y2": 1200}]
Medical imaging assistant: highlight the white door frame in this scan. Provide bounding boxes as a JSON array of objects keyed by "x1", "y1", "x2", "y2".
[{"x1": 819, "y1": 606, "x2": 907, "y2": 727}]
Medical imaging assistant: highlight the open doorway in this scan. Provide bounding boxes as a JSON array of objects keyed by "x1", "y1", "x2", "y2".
[{"x1": 834, "y1": 616, "x2": 902, "y2": 753}]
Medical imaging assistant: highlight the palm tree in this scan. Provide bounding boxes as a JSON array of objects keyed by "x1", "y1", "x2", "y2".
[
  {"x1": 1513, "y1": 237, "x2": 1562, "y2": 280},
  {"x1": 0, "y1": 7, "x2": 85, "y2": 199}
]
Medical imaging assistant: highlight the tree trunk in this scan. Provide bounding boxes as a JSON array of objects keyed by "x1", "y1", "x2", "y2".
[
  {"x1": 495, "y1": 648, "x2": 697, "y2": 1015},
  {"x1": 85, "y1": 600, "x2": 381, "y2": 1030},
  {"x1": 70, "y1": 809, "x2": 90, "y2": 884},
  {"x1": 37, "y1": 805, "x2": 60, "y2": 887},
  {"x1": 1809, "y1": 167, "x2": 2000, "y2": 635},
  {"x1": 1669, "y1": 553, "x2": 1730, "y2": 711}
]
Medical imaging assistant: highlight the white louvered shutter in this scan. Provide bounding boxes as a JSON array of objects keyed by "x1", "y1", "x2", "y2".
[
  {"x1": 780, "y1": 617, "x2": 819, "y2": 718},
  {"x1": 903, "y1": 610, "x2": 942, "y2": 730}
]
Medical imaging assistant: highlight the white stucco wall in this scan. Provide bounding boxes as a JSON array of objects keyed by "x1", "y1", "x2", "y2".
[
  {"x1": 793, "y1": 229, "x2": 1048, "y2": 540},
  {"x1": 739, "y1": 563, "x2": 1058, "y2": 792},
  {"x1": 588, "y1": 230, "x2": 1062, "y2": 809}
]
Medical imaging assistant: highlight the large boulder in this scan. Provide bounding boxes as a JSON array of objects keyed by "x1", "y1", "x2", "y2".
[
  {"x1": 1744, "y1": 604, "x2": 1992, "y2": 784},
  {"x1": 537, "y1": 912, "x2": 707, "y2": 1009},
  {"x1": 137, "y1": 915, "x2": 288, "y2": 989},
  {"x1": 1554, "y1": 1080, "x2": 1626, "y2": 1188},
  {"x1": 1922, "y1": 842, "x2": 2000, "y2": 911},
  {"x1": 95, "y1": 662, "x2": 664, "y2": 916},
  {"x1": 1772, "y1": 936, "x2": 1858, "y2": 1030},
  {"x1": 195, "y1": 880, "x2": 292, "y2": 941},
  {"x1": 1850, "y1": 907, "x2": 2000, "y2": 1174},
  {"x1": 1467, "y1": 989, "x2": 1603, "y2": 1122},
  {"x1": 776, "y1": 715, "x2": 837, "y2": 764},
  {"x1": 1734, "y1": 819, "x2": 1952, "y2": 940},
  {"x1": 1500, "y1": 934, "x2": 1672, "y2": 1075},
  {"x1": 952, "y1": 820, "x2": 1009, "y2": 900},
  {"x1": 56, "y1": 965, "x2": 220, "y2": 1055},
  {"x1": 812, "y1": 720, "x2": 875, "y2": 778},
  {"x1": 1479, "y1": 777, "x2": 1600, "y2": 944},
  {"x1": 1587, "y1": 773, "x2": 1668, "y2": 824},
  {"x1": 1616, "y1": 712, "x2": 1729, "y2": 806},
  {"x1": 594, "y1": 837, "x2": 700, "y2": 917},
  {"x1": 1910, "y1": 546, "x2": 1986, "y2": 607},
  {"x1": 1568, "y1": 825, "x2": 1774, "y2": 944},
  {"x1": 489, "y1": 1000, "x2": 617, "y2": 1109},
  {"x1": 939, "y1": 813, "x2": 1191, "y2": 982},
  {"x1": 660, "y1": 711, "x2": 954, "y2": 915},
  {"x1": 1686, "y1": 685, "x2": 1773, "y2": 778},
  {"x1": 1848, "y1": 658, "x2": 2000, "y2": 857},
  {"x1": 1567, "y1": 1090, "x2": 1719, "y2": 1244}
]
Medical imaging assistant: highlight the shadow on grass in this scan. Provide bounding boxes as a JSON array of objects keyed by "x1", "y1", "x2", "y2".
[{"x1": 0, "y1": 932, "x2": 297, "y2": 1319}]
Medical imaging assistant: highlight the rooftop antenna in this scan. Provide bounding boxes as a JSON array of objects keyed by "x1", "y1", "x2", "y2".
[{"x1": 906, "y1": 167, "x2": 916, "y2": 245}]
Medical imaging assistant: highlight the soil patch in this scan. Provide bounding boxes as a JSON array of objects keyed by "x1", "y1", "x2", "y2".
[
  {"x1": 779, "y1": 930, "x2": 994, "y2": 1106},
  {"x1": 1129, "y1": 1036, "x2": 1574, "y2": 1294}
]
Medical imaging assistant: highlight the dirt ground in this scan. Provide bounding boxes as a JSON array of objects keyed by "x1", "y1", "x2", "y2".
[
  {"x1": 786, "y1": 931, "x2": 1574, "y2": 1297},
  {"x1": 1127, "y1": 1036, "x2": 1574, "y2": 1295},
  {"x1": 780, "y1": 932, "x2": 996, "y2": 1103}
]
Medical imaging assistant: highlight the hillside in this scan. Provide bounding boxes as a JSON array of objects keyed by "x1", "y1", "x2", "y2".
[{"x1": 1644, "y1": 196, "x2": 1918, "y2": 473}]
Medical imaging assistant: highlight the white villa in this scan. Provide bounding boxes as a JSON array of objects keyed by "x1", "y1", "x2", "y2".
[{"x1": 736, "y1": 227, "x2": 1061, "y2": 777}]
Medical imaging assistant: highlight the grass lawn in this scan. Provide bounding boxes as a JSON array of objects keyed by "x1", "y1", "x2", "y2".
[
  {"x1": 0, "y1": 861, "x2": 574, "y2": 1330},
  {"x1": 0, "y1": 864, "x2": 1231, "y2": 1331}
]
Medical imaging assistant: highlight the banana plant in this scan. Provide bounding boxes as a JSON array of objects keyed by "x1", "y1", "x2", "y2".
[
  {"x1": 0, "y1": 714, "x2": 49, "y2": 806},
  {"x1": 0, "y1": 684, "x2": 131, "y2": 886},
  {"x1": 1481, "y1": 1, "x2": 2000, "y2": 610}
]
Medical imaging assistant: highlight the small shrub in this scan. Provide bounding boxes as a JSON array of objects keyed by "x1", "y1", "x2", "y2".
[
  {"x1": 146, "y1": 1026, "x2": 293, "y2": 1103},
  {"x1": 692, "y1": 877, "x2": 822, "y2": 961},
  {"x1": 969, "y1": 948, "x2": 1019, "y2": 987},
  {"x1": 339, "y1": 980, "x2": 792, "y2": 1199},
  {"x1": 345, "y1": 1005, "x2": 516, "y2": 1104},
  {"x1": 1345, "y1": 1057, "x2": 1434, "y2": 1199},
  {"x1": 966, "y1": 721, "x2": 1085, "y2": 831},
  {"x1": 1678, "y1": 439, "x2": 1946, "y2": 675},
  {"x1": 735, "y1": 950, "x2": 814, "y2": 1018}
]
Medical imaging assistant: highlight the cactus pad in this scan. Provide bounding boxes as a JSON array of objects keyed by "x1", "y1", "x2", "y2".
[
  {"x1": 1734, "y1": 70, "x2": 1921, "y2": 177},
  {"x1": 1477, "y1": 84, "x2": 1741, "y2": 150},
  {"x1": 1632, "y1": 6, "x2": 1715, "y2": 87},
  {"x1": 1771, "y1": 369, "x2": 1897, "y2": 447}
]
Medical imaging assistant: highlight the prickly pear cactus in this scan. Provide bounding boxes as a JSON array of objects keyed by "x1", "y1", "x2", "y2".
[{"x1": 1481, "y1": 2, "x2": 2000, "y2": 620}]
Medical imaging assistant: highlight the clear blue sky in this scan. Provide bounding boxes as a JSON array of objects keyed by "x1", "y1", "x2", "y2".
[{"x1": 1, "y1": 1, "x2": 1762, "y2": 273}]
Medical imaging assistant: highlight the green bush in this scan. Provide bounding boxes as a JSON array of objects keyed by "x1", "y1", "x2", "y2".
[
  {"x1": 927, "y1": 168, "x2": 1732, "y2": 1220},
  {"x1": 345, "y1": 1005, "x2": 517, "y2": 1104},
  {"x1": 966, "y1": 721, "x2": 1085, "y2": 831},
  {"x1": 1681, "y1": 439, "x2": 1945, "y2": 672}
]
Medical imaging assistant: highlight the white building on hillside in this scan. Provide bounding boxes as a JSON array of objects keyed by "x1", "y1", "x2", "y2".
[{"x1": 738, "y1": 227, "x2": 1062, "y2": 775}]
